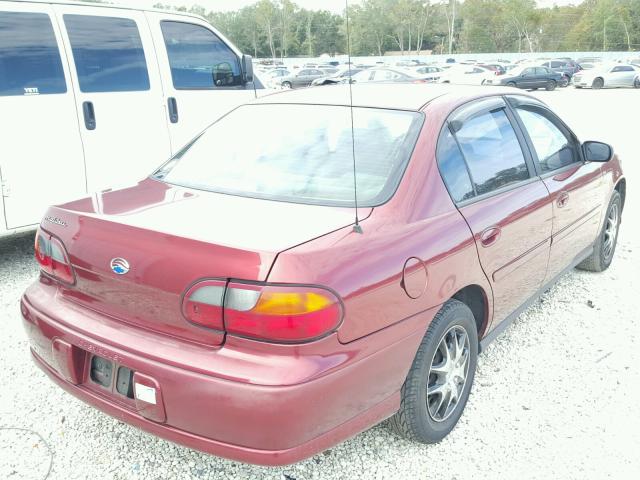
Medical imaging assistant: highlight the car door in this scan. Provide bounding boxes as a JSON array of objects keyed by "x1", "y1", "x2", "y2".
[
  {"x1": 146, "y1": 14, "x2": 258, "y2": 154},
  {"x1": 610, "y1": 65, "x2": 636, "y2": 86},
  {"x1": 0, "y1": 3, "x2": 86, "y2": 229},
  {"x1": 519, "y1": 67, "x2": 536, "y2": 88},
  {"x1": 439, "y1": 97, "x2": 552, "y2": 325},
  {"x1": 507, "y1": 96, "x2": 606, "y2": 285},
  {"x1": 54, "y1": 5, "x2": 171, "y2": 193}
]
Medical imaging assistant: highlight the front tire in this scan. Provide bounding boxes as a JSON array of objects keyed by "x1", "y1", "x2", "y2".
[
  {"x1": 592, "y1": 77, "x2": 604, "y2": 89},
  {"x1": 389, "y1": 300, "x2": 478, "y2": 443},
  {"x1": 282, "y1": 81, "x2": 292, "y2": 89},
  {"x1": 634, "y1": 77, "x2": 640, "y2": 89},
  {"x1": 506, "y1": 81, "x2": 516, "y2": 88},
  {"x1": 577, "y1": 190, "x2": 622, "y2": 272}
]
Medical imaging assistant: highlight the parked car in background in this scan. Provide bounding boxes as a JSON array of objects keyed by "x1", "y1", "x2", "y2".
[
  {"x1": 438, "y1": 64, "x2": 493, "y2": 85},
  {"x1": 278, "y1": 68, "x2": 328, "y2": 88},
  {"x1": 311, "y1": 68, "x2": 364, "y2": 86},
  {"x1": 350, "y1": 67, "x2": 430, "y2": 84},
  {"x1": 479, "y1": 63, "x2": 506, "y2": 76},
  {"x1": 0, "y1": 0, "x2": 260, "y2": 237},
  {"x1": 411, "y1": 65, "x2": 444, "y2": 82},
  {"x1": 539, "y1": 59, "x2": 580, "y2": 78},
  {"x1": 573, "y1": 64, "x2": 640, "y2": 89},
  {"x1": 486, "y1": 66, "x2": 567, "y2": 90},
  {"x1": 22, "y1": 84, "x2": 625, "y2": 466}
]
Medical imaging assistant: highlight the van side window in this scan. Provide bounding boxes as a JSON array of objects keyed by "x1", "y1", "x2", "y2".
[
  {"x1": 160, "y1": 21, "x2": 242, "y2": 89},
  {"x1": 0, "y1": 12, "x2": 66, "y2": 96},
  {"x1": 454, "y1": 109, "x2": 529, "y2": 196},
  {"x1": 64, "y1": 15, "x2": 150, "y2": 93}
]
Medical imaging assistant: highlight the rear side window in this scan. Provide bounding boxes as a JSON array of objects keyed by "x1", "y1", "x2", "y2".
[
  {"x1": 64, "y1": 15, "x2": 150, "y2": 93},
  {"x1": 454, "y1": 109, "x2": 529, "y2": 196},
  {"x1": 437, "y1": 129, "x2": 474, "y2": 203},
  {"x1": 161, "y1": 21, "x2": 241, "y2": 89},
  {"x1": 515, "y1": 106, "x2": 577, "y2": 173},
  {"x1": 0, "y1": 11, "x2": 66, "y2": 96}
]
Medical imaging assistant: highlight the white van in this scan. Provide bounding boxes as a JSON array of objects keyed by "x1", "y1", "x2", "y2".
[{"x1": 0, "y1": 0, "x2": 262, "y2": 236}]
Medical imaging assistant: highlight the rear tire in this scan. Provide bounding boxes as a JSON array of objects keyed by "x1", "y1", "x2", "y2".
[
  {"x1": 389, "y1": 299, "x2": 478, "y2": 443},
  {"x1": 546, "y1": 80, "x2": 557, "y2": 91},
  {"x1": 577, "y1": 190, "x2": 622, "y2": 272},
  {"x1": 592, "y1": 77, "x2": 604, "y2": 89},
  {"x1": 634, "y1": 78, "x2": 640, "y2": 89}
]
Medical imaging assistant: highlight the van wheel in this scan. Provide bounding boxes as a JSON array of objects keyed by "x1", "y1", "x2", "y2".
[
  {"x1": 577, "y1": 191, "x2": 621, "y2": 272},
  {"x1": 545, "y1": 80, "x2": 557, "y2": 91},
  {"x1": 389, "y1": 299, "x2": 478, "y2": 443},
  {"x1": 592, "y1": 77, "x2": 604, "y2": 89}
]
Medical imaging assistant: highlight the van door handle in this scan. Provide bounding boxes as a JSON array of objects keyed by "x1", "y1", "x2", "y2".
[
  {"x1": 82, "y1": 101, "x2": 96, "y2": 130},
  {"x1": 480, "y1": 226, "x2": 502, "y2": 247},
  {"x1": 557, "y1": 191, "x2": 570, "y2": 208},
  {"x1": 168, "y1": 97, "x2": 179, "y2": 124}
]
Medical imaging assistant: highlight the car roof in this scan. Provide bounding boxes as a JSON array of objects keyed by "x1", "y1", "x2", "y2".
[
  {"x1": 3, "y1": 0, "x2": 206, "y2": 21},
  {"x1": 252, "y1": 84, "x2": 514, "y2": 112}
]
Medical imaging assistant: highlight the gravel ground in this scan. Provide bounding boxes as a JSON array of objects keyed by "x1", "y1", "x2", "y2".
[{"x1": 1, "y1": 89, "x2": 639, "y2": 480}]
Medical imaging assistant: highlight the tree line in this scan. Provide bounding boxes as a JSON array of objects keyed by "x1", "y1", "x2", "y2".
[{"x1": 151, "y1": 0, "x2": 640, "y2": 57}]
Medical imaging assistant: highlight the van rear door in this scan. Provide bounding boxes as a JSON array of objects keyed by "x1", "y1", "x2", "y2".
[
  {"x1": 53, "y1": 4, "x2": 172, "y2": 193},
  {"x1": 0, "y1": 2, "x2": 86, "y2": 230},
  {"x1": 145, "y1": 12, "x2": 259, "y2": 152}
]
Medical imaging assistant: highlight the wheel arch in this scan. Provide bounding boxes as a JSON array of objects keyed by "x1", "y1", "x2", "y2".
[
  {"x1": 451, "y1": 284, "x2": 490, "y2": 338},
  {"x1": 615, "y1": 178, "x2": 626, "y2": 212}
]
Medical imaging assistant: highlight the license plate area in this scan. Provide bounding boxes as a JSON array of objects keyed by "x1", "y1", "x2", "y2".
[{"x1": 89, "y1": 355, "x2": 135, "y2": 400}]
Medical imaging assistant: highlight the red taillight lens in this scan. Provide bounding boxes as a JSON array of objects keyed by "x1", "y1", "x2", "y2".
[
  {"x1": 182, "y1": 281, "x2": 343, "y2": 342},
  {"x1": 224, "y1": 282, "x2": 342, "y2": 342},
  {"x1": 35, "y1": 228, "x2": 75, "y2": 284},
  {"x1": 181, "y1": 280, "x2": 226, "y2": 330}
]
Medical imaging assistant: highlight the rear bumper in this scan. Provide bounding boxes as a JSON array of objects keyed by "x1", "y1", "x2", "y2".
[{"x1": 21, "y1": 281, "x2": 433, "y2": 466}]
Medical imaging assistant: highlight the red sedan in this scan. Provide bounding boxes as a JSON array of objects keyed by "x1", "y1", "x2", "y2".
[{"x1": 21, "y1": 84, "x2": 625, "y2": 465}]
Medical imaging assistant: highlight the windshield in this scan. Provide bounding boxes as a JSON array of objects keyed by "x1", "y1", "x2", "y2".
[{"x1": 154, "y1": 104, "x2": 423, "y2": 207}]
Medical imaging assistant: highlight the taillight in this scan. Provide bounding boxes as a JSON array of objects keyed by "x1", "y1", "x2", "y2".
[
  {"x1": 181, "y1": 280, "x2": 343, "y2": 342},
  {"x1": 181, "y1": 280, "x2": 226, "y2": 330},
  {"x1": 35, "y1": 228, "x2": 75, "y2": 284}
]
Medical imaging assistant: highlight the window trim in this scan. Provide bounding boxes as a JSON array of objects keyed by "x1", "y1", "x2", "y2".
[
  {"x1": 160, "y1": 20, "x2": 244, "y2": 91},
  {"x1": 436, "y1": 96, "x2": 537, "y2": 206},
  {"x1": 505, "y1": 95, "x2": 584, "y2": 178}
]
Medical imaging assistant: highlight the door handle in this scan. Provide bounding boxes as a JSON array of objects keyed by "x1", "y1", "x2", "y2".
[
  {"x1": 82, "y1": 101, "x2": 96, "y2": 130},
  {"x1": 168, "y1": 97, "x2": 179, "y2": 124},
  {"x1": 480, "y1": 226, "x2": 502, "y2": 247},
  {"x1": 557, "y1": 191, "x2": 570, "y2": 208}
]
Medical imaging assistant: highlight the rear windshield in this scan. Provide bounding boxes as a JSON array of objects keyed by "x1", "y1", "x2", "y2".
[{"x1": 154, "y1": 104, "x2": 423, "y2": 207}]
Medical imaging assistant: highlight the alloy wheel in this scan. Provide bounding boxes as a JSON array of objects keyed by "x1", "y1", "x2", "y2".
[
  {"x1": 427, "y1": 325, "x2": 470, "y2": 422},
  {"x1": 603, "y1": 202, "x2": 619, "y2": 260}
]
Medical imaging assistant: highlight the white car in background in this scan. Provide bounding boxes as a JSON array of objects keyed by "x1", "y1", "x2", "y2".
[
  {"x1": 437, "y1": 64, "x2": 493, "y2": 85},
  {"x1": 573, "y1": 63, "x2": 640, "y2": 89}
]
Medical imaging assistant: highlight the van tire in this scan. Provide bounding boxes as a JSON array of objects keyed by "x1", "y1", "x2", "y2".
[{"x1": 389, "y1": 299, "x2": 478, "y2": 443}]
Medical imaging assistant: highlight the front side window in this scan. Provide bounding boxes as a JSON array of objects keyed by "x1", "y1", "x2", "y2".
[
  {"x1": 64, "y1": 15, "x2": 150, "y2": 93},
  {"x1": 0, "y1": 11, "x2": 66, "y2": 96},
  {"x1": 515, "y1": 106, "x2": 577, "y2": 173},
  {"x1": 154, "y1": 104, "x2": 423, "y2": 207},
  {"x1": 161, "y1": 21, "x2": 241, "y2": 89},
  {"x1": 454, "y1": 109, "x2": 529, "y2": 196}
]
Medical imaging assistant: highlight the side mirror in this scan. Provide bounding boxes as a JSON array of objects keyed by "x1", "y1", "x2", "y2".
[
  {"x1": 241, "y1": 54, "x2": 254, "y2": 83},
  {"x1": 583, "y1": 141, "x2": 612, "y2": 162}
]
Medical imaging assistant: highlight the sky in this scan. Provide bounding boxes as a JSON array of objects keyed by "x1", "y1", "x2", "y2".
[{"x1": 135, "y1": 0, "x2": 579, "y2": 13}]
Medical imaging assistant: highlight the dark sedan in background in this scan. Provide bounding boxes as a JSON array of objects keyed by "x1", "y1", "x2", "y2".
[{"x1": 486, "y1": 66, "x2": 568, "y2": 90}]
